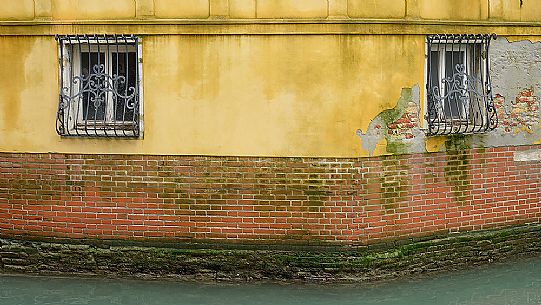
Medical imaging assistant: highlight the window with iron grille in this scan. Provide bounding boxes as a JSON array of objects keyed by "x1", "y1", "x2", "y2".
[
  {"x1": 55, "y1": 35, "x2": 141, "y2": 137},
  {"x1": 425, "y1": 34, "x2": 498, "y2": 136}
]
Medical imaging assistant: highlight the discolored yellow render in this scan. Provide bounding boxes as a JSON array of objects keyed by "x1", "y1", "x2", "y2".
[
  {"x1": 154, "y1": 0, "x2": 210, "y2": 19},
  {"x1": 256, "y1": 0, "x2": 328, "y2": 19},
  {"x1": 51, "y1": 0, "x2": 136, "y2": 20},
  {"x1": 1, "y1": 0, "x2": 541, "y2": 157},
  {"x1": 347, "y1": 0, "x2": 405, "y2": 19},
  {"x1": 416, "y1": 0, "x2": 488, "y2": 21},
  {"x1": 488, "y1": 0, "x2": 541, "y2": 21},
  {"x1": 0, "y1": 34, "x2": 424, "y2": 157},
  {"x1": 229, "y1": 0, "x2": 256, "y2": 19},
  {"x1": 0, "y1": 0, "x2": 541, "y2": 22},
  {"x1": 0, "y1": 0, "x2": 34, "y2": 20}
]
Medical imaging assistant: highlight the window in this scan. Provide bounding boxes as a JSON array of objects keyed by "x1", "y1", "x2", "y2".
[
  {"x1": 55, "y1": 35, "x2": 142, "y2": 137},
  {"x1": 425, "y1": 34, "x2": 498, "y2": 135}
]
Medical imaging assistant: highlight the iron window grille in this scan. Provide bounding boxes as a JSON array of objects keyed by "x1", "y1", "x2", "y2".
[
  {"x1": 425, "y1": 34, "x2": 498, "y2": 136},
  {"x1": 55, "y1": 34, "x2": 141, "y2": 137}
]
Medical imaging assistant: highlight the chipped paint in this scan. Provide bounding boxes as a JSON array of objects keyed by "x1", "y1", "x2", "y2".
[
  {"x1": 486, "y1": 37, "x2": 541, "y2": 146},
  {"x1": 357, "y1": 35, "x2": 541, "y2": 158},
  {"x1": 357, "y1": 85, "x2": 423, "y2": 156},
  {"x1": 495, "y1": 88, "x2": 541, "y2": 135},
  {"x1": 0, "y1": 22, "x2": 540, "y2": 158}
]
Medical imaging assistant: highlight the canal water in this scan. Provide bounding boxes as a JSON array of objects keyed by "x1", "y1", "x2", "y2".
[{"x1": 1, "y1": 257, "x2": 540, "y2": 305}]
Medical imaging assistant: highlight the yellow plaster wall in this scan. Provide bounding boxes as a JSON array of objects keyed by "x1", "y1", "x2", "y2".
[
  {"x1": 347, "y1": 0, "x2": 406, "y2": 19},
  {"x1": 489, "y1": 0, "x2": 541, "y2": 21},
  {"x1": 256, "y1": 0, "x2": 328, "y2": 19},
  {"x1": 51, "y1": 0, "x2": 136, "y2": 20},
  {"x1": 0, "y1": 35, "x2": 424, "y2": 157},
  {"x1": 0, "y1": 0, "x2": 34, "y2": 20},
  {"x1": 506, "y1": 36, "x2": 541, "y2": 43},
  {"x1": 229, "y1": 0, "x2": 256, "y2": 18},
  {"x1": 154, "y1": 0, "x2": 210, "y2": 19},
  {"x1": 417, "y1": 0, "x2": 488, "y2": 21},
  {"x1": 519, "y1": 0, "x2": 541, "y2": 22},
  {"x1": 34, "y1": 0, "x2": 52, "y2": 19},
  {"x1": 2, "y1": 0, "x2": 541, "y2": 22},
  {"x1": 0, "y1": 36, "x2": 58, "y2": 150},
  {"x1": 136, "y1": 0, "x2": 155, "y2": 18},
  {"x1": 2, "y1": 0, "x2": 540, "y2": 157},
  {"x1": 328, "y1": 0, "x2": 348, "y2": 18}
]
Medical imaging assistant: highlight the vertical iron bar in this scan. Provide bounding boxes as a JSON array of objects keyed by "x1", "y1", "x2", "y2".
[
  {"x1": 77, "y1": 35, "x2": 86, "y2": 136},
  {"x1": 477, "y1": 34, "x2": 484, "y2": 132},
  {"x1": 426, "y1": 37, "x2": 430, "y2": 134},
  {"x1": 104, "y1": 34, "x2": 110, "y2": 137},
  {"x1": 56, "y1": 36, "x2": 64, "y2": 135},
  {"x1": 113, "y1": 34, "x2": 119, "y2": 137},
  {"x1": 459, "y1": 34, "x2": 467, "y2": 134},
  {"x1": 134, "y1": 35, "x2": 140, "y2": 137},
  {"x1": 122, "y1": 34, "x2": 129, "y2": 137}
]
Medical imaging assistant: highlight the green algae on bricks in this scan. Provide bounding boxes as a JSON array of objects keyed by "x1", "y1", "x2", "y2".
[
  {"x1": 379, "y1": 156, "x2": 409, "y2": 213},
  {"x1": 444, "y1": 135, "x2": 472, "y2": 205}
]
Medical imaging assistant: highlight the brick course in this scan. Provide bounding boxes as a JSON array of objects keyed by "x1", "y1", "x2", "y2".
[{"x1": 1, "y1": 145, "x2": 540, "y2": 245}]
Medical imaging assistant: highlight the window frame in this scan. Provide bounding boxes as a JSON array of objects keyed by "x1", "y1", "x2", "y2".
[
  {"x1": 56, "y1": 34, "x2": 143, "y2": 138},
  {"x1": 424, "y1": 34, "x2": 497, "y2": 136}
]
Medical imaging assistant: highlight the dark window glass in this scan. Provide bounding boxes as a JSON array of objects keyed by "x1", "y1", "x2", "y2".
[
  {"x1": 428, "y1": 51, "x2": 441, "y2": 121},
  {"x1": 112, "y1": 52, "x2": 137, "y2": 122},
  {"x1": 444, "y1": 50, "x2": 465, "y2": 119},
  {"x1": 429, "y1": 51, "x2": 440, "y2": 94},
  {"x1": 81, "y1": 52, "x2": 106, "y2": 121}
]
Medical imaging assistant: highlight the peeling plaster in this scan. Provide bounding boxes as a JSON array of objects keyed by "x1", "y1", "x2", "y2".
[
  {"x1": 357, "y1": 38, "x2": 541, "y2": 157},
  {"x1": 514, "y1": 149, "x2": 541, "y2": 162},
  {"x1": 356, "y1": 85, "x2": 423, "y2": 156},
  {"x1": 488, "y1": 37, "x2": 541, "y2": 146}
]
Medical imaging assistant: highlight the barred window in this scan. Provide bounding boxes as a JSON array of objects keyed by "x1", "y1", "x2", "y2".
[
  {"x1": 425, "y1": 34, "x2": 498, "y2": 136},
  {"x1": 55, "y1": 35, "x2": 141, "y2": 137}
]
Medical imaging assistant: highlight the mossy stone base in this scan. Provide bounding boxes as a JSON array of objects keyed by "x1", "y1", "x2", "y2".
[{"x1": 1, "y1": 224, "x2": 540, "y2": 282}]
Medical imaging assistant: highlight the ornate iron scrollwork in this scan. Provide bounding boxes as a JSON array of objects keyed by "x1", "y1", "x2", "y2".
[
  {"x1": 60, "y1": 64, "x2": 137, "y2": 111},
  {"x1": 426, "y1": 34, "x2": 497, "y2": 136}
]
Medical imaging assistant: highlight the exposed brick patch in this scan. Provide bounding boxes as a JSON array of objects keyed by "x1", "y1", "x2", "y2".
[
  {"x1": 495, "y1": 88, "x2": 541, "y2": 134},
  {"x1": 386, "y1": 100, "x2": 419, "y2": 140},
  {"x1": 0, "y1": 146, "x2": 540, "y2": 246}
]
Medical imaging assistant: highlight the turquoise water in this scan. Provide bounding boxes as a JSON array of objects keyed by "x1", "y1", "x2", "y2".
[{"x1": 1, "y1": 257, "x2": 540, "y2": 305}]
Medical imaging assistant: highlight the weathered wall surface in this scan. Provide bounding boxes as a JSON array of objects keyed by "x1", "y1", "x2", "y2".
[
  {"x1": 1, "y1": 0, "x2": 541, "y2": 21},
  {"x1": 1, "y1": 35, "x2": 541, "y2": 157},
  {"x1": 357, "y1": 38, "x2": 541, "y2": 156},
  {"x1": 490, "y1": 39, "x2": 541, "y2": 144},
  {"x1": 0, "y1": 34, "x2": 425, "y2": 157},
  {"x1": 1, "y1": 146, "x2": 540, "y2": 244},
  {"x1": 0, "y1": 0, "x2": 540, "y2": 268},
  {"x1": 2, "y1": 224, "x2": 540, "y2": 281},
  {"x1": 1, "y1": 2, "x2": 541, "y2": 157}
]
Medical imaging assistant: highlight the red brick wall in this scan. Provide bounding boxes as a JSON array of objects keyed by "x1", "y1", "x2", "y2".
[{"x1": 1, "y1": 146, "x2": 540, "y2": 245}]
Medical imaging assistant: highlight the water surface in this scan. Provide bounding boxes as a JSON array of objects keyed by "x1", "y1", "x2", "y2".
[{"x1": 1, "y1": 257, "x2": 540, "y2": 305}]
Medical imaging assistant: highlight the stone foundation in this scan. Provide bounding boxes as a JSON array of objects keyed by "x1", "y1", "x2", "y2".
[{"x1": 1, "y1": 224, "x2": 540, "y2": 282}]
